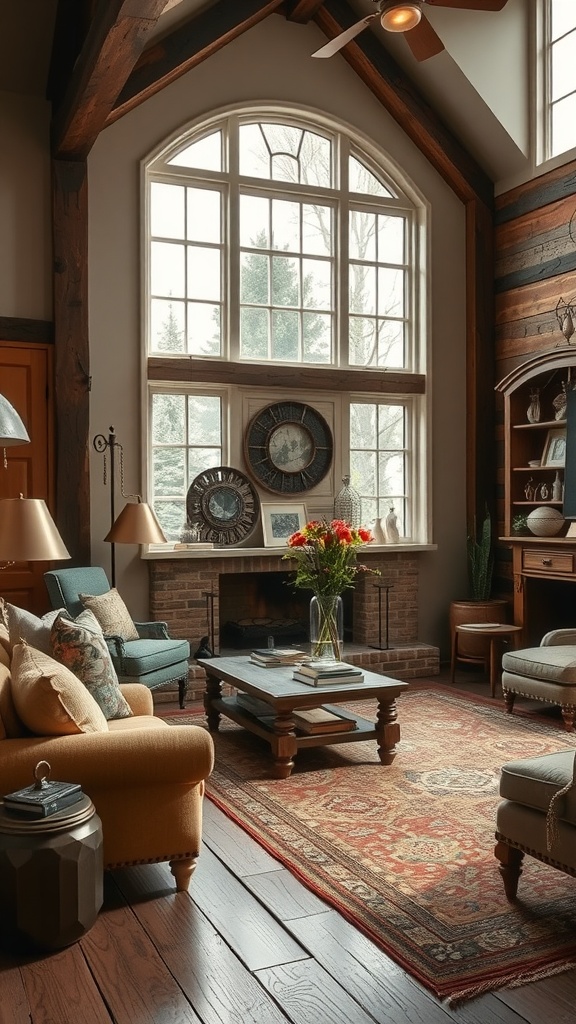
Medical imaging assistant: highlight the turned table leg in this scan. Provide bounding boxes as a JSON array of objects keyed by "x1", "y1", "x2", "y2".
[
  {"x1": 203, "y1": 671, "x2": 222, "y2": 731},
  {"x1": 270, "y1": 710, "x2": 297, "y2": 779},
  {"x1": 375, "y1": 697, "x2": 401, "y2": 764},
  {"x1": 494, "y1": 840, "x2": 524, "y2": 900}
]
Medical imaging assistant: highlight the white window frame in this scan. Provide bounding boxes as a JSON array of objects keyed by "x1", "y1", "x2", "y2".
[{"x1": 537, "y1": 0, "x2": 576, "y2": 168}]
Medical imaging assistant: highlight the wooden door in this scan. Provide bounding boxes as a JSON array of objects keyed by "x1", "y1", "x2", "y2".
[{"x1": 0, "y1": 342, "x2": 56, "y2": 614}]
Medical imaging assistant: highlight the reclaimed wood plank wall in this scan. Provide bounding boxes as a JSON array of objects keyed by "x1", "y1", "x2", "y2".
[{"x1": 494, "y1": 157, "x2": 576, "y2": 588}]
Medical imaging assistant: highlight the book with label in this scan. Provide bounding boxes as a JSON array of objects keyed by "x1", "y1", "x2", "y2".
[
  {"x1": 3, "y1": 780, "x2": 84, "y2": 818},
  {"x1": 291, "y1": 707, "x2": 356, "y2": 734}
]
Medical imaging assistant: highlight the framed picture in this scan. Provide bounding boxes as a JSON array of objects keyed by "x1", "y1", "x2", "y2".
[
  {"x1": 261, "y1": 502, "x2": 307, "y2": 547},
  {"x1": 541, "y1": 428, "x2": 567, "y2": 467}
]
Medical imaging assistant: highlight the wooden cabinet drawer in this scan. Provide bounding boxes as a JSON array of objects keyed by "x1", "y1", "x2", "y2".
[{"x1": 522, "y1": 549, "x2": 574, "y2": 574}]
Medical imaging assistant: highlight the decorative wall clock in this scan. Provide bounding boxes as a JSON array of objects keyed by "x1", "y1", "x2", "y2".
[
  {"x1": 186, "y1": 466, "x2": 260, "y2": 546},
  {"x1": 244, "y1": 401, "x2": 333, "y2": 495}
]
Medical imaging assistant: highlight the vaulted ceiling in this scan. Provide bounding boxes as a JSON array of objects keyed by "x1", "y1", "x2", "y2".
[{"x1": 2, "y1": 0, "x2": 529, "y2": 187}]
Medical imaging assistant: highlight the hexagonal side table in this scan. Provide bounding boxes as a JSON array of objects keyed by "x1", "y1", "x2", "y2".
[{"x1": 0, "y1": 795, "x2": 103, "y2": 951}]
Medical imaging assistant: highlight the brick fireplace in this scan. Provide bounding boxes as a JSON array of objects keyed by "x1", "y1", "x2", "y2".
[{"x1": 148, "y1": 549, "x2": 439, "y2": 682}]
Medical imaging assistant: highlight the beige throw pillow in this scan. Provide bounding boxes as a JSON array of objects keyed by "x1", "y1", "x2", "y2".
[
  {"x1": 10, "y1": 642, "x2": 108, "y2": 735},
  {"x1": 1, "y1": 600, "x2": 68, "y2": 655},
  {"x1": 79, "y1": 588, "x2": 139, "y2": 641}
]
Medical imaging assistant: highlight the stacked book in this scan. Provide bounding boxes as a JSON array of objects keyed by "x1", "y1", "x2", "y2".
[
  {"x1": 293, "y1": 661, "x2": 364, "y2": 686},
  {"x1": 3, "y1": 779, "x2": 84, "y2": 819},
  {"x1": 291, "y1": 707, "x2": 356, "y2": 734},
  {"x1": 250, "y1": 647, "x2": 309, "y2": 668}
]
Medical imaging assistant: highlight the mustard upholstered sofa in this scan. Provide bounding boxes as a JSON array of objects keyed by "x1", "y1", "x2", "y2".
[{"x1": 0, "y1": 644, "x2": 214, "y2": 892}]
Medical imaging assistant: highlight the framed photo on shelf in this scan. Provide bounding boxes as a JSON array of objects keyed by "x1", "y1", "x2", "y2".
[
  {"x1": 541, "y1": 428, "x2": 567, "y2": 467},
  {"x1": 261, "y1": 502, "x2": 307, "y2": 547}
]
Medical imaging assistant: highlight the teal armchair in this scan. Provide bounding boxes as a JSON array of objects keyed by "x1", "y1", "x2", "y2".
[{"x1": 44, "y1": 567, "x2": 190, "y2": 707}]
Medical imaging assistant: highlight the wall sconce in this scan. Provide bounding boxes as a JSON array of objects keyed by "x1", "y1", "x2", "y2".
[
  {"x1": 93, "y1": 427, "x2": 166, "y2": 586},
  {"x1": 556, "y1": 297, "x2": 576, "y2": 345},
  {"x1": 0, "y1": 393, "x2": 30, "y2": 468}
]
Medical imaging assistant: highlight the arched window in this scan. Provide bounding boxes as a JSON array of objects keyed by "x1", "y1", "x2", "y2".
[{"x1": 144, "y1": 109, "x2": 428, "y2": 544}]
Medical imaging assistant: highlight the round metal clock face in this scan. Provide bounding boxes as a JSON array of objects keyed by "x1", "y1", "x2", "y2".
[
  {"x1": 245, "y1": 401, "x2": 333, "y2": 495},
  {"x1": 186, "y1": 467, "x2": 260, "y2": 546}
]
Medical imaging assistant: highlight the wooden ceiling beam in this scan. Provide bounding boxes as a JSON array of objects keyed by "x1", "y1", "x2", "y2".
[
  {"x1": 51, "y1": 0, "x2": 169, "y2": 160},
  {"x1": 284, "y1": 0, "x2": 327, "y2": 21},
  {"x1": 314, "y1": 0, "x2": 493, "y2": 209},
  {"x1": 108, "y1": 0, "x2": 285, "y2": 126}
]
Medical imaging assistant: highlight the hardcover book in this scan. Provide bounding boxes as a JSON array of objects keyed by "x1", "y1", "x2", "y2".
[
  {"x1": 3, "y1": 780, "x2": 83, "y2": 819},
  {"x1": 291, "y1": 708, "x2": 356, "y2": 734}
]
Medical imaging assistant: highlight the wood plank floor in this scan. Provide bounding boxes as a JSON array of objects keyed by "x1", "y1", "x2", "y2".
[{"x1": 1, "y1": 673, "x2": 576, "y2": 1024}]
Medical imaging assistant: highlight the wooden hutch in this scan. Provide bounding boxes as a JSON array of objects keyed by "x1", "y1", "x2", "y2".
[{"x1": 496, "y1": 348, "x2": 576, "y2": 646}]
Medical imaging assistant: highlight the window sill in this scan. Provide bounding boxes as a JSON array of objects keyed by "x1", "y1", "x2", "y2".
[{"x1": 142, "y1": 543, "x2": 437, "y2": 560}]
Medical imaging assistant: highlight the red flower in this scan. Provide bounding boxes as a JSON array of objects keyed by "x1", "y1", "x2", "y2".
[
  {"x1": 358, "y1": 527, "x2": 372, "y2": 543},
  {"x1": 288, "y1": 531, "x2": 307, "y2": 547}
]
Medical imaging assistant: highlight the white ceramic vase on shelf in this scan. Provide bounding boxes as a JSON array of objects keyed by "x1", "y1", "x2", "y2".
[
  {"x1": 385, "y1": 507, "x2": 400, "y2": 544},
  {"x1": 372, "y1": 517, "x2": 386, "y2": 544}
]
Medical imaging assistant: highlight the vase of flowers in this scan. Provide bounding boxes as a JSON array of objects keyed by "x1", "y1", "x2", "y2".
[{"x1": 283, "y1": 518, "x2": 377, "y2": 662}]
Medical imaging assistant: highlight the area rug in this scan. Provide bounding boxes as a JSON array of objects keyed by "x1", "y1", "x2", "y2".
[{"x1": 164, "y1": 686, "x2": 576, "y2": 1004}]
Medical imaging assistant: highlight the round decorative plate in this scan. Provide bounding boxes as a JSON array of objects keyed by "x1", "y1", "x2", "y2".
[
  {"x1": 244, "y1": 401, "x2": 333, "y2": 494},
  {"x1": 186, "y1": 466, "x2": 260, "y2": 546}
]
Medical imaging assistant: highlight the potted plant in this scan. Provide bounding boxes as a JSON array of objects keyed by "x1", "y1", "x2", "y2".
[{"x1": 450, "y1": 509, "x2": 509, "y2": 665}]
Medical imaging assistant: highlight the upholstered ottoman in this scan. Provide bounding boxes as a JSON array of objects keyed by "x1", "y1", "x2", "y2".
[
  {"x1": 495, "y1": 749, "x2": 576, "y2": 899},
  {"x1": 501, "y1": 637, "x2": 576, "y2": 731}
]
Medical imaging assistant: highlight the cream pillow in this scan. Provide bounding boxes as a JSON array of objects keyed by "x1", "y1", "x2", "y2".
[
  {"x1": 10, "y1": 642, "x2": 108, "y2": 735},
  {"x1": 79, "y1": 588, "x2": 139, "y2": 641}
]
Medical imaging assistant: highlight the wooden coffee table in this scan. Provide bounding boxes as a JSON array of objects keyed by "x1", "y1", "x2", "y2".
[{"x1": 198, "y1": 656, "x2": 408, "y2": 778}]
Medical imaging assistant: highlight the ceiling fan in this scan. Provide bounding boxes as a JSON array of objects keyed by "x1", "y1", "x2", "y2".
[{"x1": 312, "y1": 0, "x2": 509, "y2": 63}]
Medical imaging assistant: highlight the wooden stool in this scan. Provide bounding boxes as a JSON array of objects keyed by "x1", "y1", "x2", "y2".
[{"x1": 452, "y1": 623, "x2": 524, "y2": 697}]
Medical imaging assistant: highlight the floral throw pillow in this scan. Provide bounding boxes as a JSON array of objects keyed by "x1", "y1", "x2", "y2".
[
  {"x1": 50, "y1": 613, "x2": 133, "y2": 720},
  {"x1": 79, "y1": 588, "x2": 139, "y2": 641}
]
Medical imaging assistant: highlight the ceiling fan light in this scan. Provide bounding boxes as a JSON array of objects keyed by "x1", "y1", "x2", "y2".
[{"x1": 380, "y1": 2, "x2": 422, "y2": 33}]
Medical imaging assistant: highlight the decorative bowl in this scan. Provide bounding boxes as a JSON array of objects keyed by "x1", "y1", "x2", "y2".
[{"x1": 526, "y1": 507, "x2": 565, "y2": 537}]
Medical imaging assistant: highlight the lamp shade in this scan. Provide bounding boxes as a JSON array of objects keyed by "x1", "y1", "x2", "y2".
[
  {"x1": 0, "y1": 394, "x2": 30, "y2": 447},
  {"x1": 380, "y1": 2, "x2": 422, "y2": 32},
  {"x1": 104, "y1": 499, "x2": 167, "y2": 545},
  {"x1": 0, "y1": 495, "x2": 70, "y2": 561}
]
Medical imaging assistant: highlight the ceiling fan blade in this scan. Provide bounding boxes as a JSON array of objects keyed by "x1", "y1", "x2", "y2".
[
  {"x1": 312, "y1": 15, "x2": 376, "y2": 58},
  {"x1": 425, "y1": 0, "x2": 508, "y2": 9},
  {"x1": 403, "y1": 14, "x2": 445, "y2": 61}
]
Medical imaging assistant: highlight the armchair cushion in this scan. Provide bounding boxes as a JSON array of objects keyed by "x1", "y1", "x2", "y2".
[
  {"x1": 115, "y1": 638, "x2": 190, "y2": 677},
  {"x1": 502, "y1": 645, "x2": 576, "y2": 685},
  {"x1": 79, "y1": 588, "x2": 139, "y2": 641},
  {"x1": 50, "y1": 613, "x2": 133, "y2": 721},
  {"x1": 10, "y1": 642, "x2": 108, "y2": 735}
]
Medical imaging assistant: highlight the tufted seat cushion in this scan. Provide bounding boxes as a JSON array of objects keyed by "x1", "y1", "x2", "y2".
[
  {"x1": 115, "y1": 638, "x2": 190, "y2": 677},
  {"x1": 499, "y1": 750, "x2": 576, "y2": 825},
  {"x1": 502, "y1": 646, "x2": 576, "y2": 685}
]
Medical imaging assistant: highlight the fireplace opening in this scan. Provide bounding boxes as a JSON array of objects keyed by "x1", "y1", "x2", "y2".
[{"x1": 219, "y1": 571, "x2": 353, "y2": 651}]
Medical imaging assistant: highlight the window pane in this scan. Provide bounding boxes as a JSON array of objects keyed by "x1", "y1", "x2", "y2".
[
  {"x1": 349, "y1": 317, "x2": 377, "y2": 366},
  {"x1": 303, "y1": 259, "x2": 331, "y2": 310},
  {"x1": 378, "y1": 215, "x2": 405, "y2": 264},
  {"x1": 302, "y1": 203, "x2": 332, "y2": 256},
  {"x1": 153, "y1": 447, "x2": 185, "y2": 496},
  {"x1": 271, "y1": 153, "x2": 299, "y2": 184},
  {"x1": 168, "y1": 131, "x2": 222, "y2": 170},
  {"x1": 272, "y1": 309, "x2": 299, "y2": 360},
  {"x1": 272, "y1": 199, "x2": 300, "y2": 252},
  {"x1": 378, "y1": 405, "x2": 405, "y2": 448},
  {"x1": 378, "y1": 320, "x2": 404, "y2": 367},
  {"x1": 350, "y1": 210, "x2": 376, "y2": 261},
  {"x1": 350, "y1": 449, "x2": 376, "y2": 495},
  {"x1": 299, "y1": 131, "x2": 332, "y2": 188},
  {"x1": 152, "y1": 393, "x2": 185, "y2": 444},
  {"x1": 240, "y1": 307, "x2": 268, "y2": 358},
  {"x1": 239, "y1": 123, "x2": 270, "y2": 178},
  {"x1": 187, "y1": 188, "x2": 221, "y2": 243},
  {"x1": 151, "y1": 241, "x2": 185, "y2": 298},
  {"x1": 155, "y1": 500, "x2": 187, "y2": 541},
  {"x1": 241, "y1": 252, "x2": 269, "y2": 304},
  {"x1": 187, "y1": 302, "x2": 221, "y2": 355},
  {"x1": 303, "y1": 312, "x2": 331, "y2": 362},
  {"x1": 187, "y1": 396, "x2": 221, "y2": 444},
  {"x1": 188, "y1": 447, "x2": 221, "y2": 480},
  {"x1": 552, "y1": 0, "x2": 576, "y2": 40},
  {"x1": 272, "y1": 256, "x2": 299, "y2": 306},
  {"x1": 350, "y1": 264, "x2": 376, "y2": 315},
  {"x1": 378, "y1": 268, "x2": 404, "y2": 317},
  {"x1": 551, "y1": 32, "x2": 576, "y2": 100},
  {"x1": 349, "y1": 155, "x2": 394, "y2": 197},
  {"x1": 151, "y1": 182, "x2": 185, "y2": 239},
  {"x1": 151, "y1": 299, "x2": 185, "y2": 352},
  {"x1": 551, "y1": 92, "x2": 576, "y2": 156},
  {"x1": 240, "y1": 195, "x2": 269, "y2": 247},
  {"x1": 379, "y1": 451, "x2": 405, "y2": 495},
  {"x1": 350, "y1": 403, "x2": 376, "y2": 448},
  {"x1": 187, "y1": 246, "x2": 221, "y2": 301}
]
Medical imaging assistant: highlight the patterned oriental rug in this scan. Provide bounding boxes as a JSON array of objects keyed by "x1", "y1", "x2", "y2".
[{"x1": 163, "y1": 686, "x2": 576, "y2": 1004}]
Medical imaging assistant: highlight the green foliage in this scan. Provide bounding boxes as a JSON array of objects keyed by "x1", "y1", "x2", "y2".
[{"x1": 467, "y1": 509, "x2": 494, "y2": 601}]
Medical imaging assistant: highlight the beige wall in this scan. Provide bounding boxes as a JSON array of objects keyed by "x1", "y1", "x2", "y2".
[
  {"x1": 88, "y1": 16, "x2": 467, "y2": 654},
  {"x1": 0, "y1": 91, "x2": 52, "y2": 320}
]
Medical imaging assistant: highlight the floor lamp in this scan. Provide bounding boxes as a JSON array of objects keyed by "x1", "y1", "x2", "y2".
[{"x1": 93, "y1": 427, "x2": 166, "y2": 586}]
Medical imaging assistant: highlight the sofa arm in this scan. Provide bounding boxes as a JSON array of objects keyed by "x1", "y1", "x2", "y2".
[
  {"x1": 541, "y1": 629, "x2": 576, "y2": 646},
  {"x1": 119, "y1": 683, "x2": 154, "y2": 716},
  {"x1": 0, "y1": 723, "x2": 214, "y2": 796},
  {"x1": 104, "y1": 633, "x2": 127, "y2": 657},
  {"x1": 135, "y1": 621, "x2": 170, "y2": 640}
]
